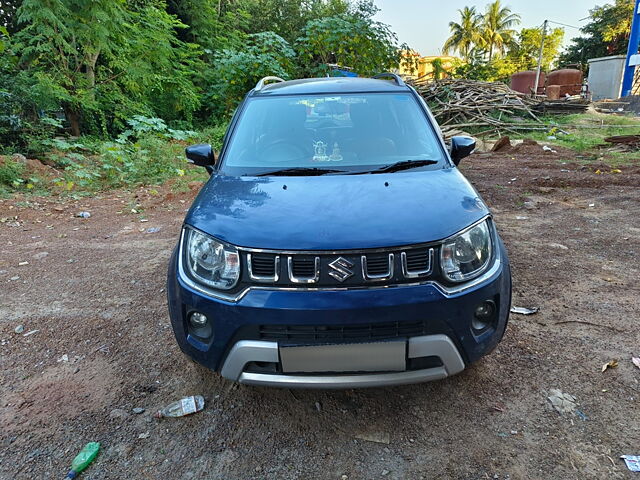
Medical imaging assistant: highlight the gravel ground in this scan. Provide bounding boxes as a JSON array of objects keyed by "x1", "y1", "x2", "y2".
[{"x1": 1, "y1": 147, "x2": 639, "y2": 479}]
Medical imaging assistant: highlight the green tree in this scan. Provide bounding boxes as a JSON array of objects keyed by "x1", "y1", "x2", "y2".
[
  {"x1": 15, "y1": 0, "x2": 201, "y2": 136},
  {"x1": 296, "y1": 1, "x2": 401, "y2": 76},
  {"x1": 244, "y1": 0, "x2": 350, "y2": 45},
  {"x1": 167, "y1": 0, "x2": 251, "y2": 52},
  {"x1": 0, "y1": 0, "x2": 21, "y2": 33},
  {"x1": 507, "y1": 27, "x2": 565, "y2": 72},
  {"x1": 560, "y1": 0, "x2": 635, "y2": 66},
  {"x1": 481, "y1": 0, "x2": 520, "y2": 61},
  {"x1": 206, "y1": 32, "x2": 296, "y2": 117},
  {"x1": 443, "y1": 6, "x2": 485, "y2": 61}
]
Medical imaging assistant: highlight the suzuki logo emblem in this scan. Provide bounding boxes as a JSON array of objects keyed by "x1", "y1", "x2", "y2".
[{"x1": 328, "y1": 257, "x2": 355, "y2": 282}]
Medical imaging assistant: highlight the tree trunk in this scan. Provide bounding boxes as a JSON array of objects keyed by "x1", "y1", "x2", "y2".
[
  {"x1": 85, "y1": 52, "x2": 100, "y2": 101},
  {"x1": 64, "y1": 105, "x2": 81, "y2": 137}
]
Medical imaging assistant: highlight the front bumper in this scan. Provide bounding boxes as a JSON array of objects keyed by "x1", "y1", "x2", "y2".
[
  {"x1": 167, "y1": 242, "x2": 511, "y2": 388},
  {"x1": 221, "y1": 335, "x2": 464, "y2": 388}
]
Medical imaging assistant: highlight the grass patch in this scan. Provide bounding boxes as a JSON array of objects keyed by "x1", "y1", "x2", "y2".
[
  {"x1": 0, "y1": 125, "x2": 228, "y2": 196},
  {"x1": 510, "y1": 112, "x2": 640, "y2": 166}
]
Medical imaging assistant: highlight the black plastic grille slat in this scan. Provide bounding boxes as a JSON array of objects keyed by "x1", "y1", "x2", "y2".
[
  {"x1": 365, "y1": 254, "x2": 390, "y2": 275},
  {"x1": 251, "y1": 254, "x2": 276, "y2": 276},
  {"x1": 405, "y1": 249, "x2": 430, "y2": 271},
  {"x1": 259, "y1": 320, "x2": 428, "y2": 341},
  {"x1": 292, "y1": 258, "x2": 315, "y2": 276}
]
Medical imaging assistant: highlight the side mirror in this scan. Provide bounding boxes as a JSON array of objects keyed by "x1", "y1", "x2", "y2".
[
  {"x1": 185, "y1": 144, "x2": 215, "y2": 168},
  {"x1": 450, "y1": 136, "x2": 476, "y2": 166}
]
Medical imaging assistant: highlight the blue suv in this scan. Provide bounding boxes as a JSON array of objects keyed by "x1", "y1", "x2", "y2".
[{"x1": 167, "y1": 74, "x2": 511, "y2": 388}]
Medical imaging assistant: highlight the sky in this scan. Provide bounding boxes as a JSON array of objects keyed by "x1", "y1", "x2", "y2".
[{"x1": 372, "y1": 0, "x2": 605, "y2": 56}]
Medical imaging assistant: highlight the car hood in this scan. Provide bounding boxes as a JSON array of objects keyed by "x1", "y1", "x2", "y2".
[{"x1": 185, "y1": 169, "x2": 489, "y2": 250}]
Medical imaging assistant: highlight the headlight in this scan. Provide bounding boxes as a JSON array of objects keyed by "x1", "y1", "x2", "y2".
[
  {"x1": 183, "y1": 228, "x2": 240, "y2": 290},
  {"x1": 440, "y1": 220, "x2": 492, "y2": 282}
]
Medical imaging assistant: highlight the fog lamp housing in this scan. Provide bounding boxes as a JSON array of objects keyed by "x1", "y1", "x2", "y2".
[
  {"x1": 190, "y1": 311, "x2": 208, "y2": 327},
  {"x1": 472, "y1": 300, "x2": 496, "y2": 331},
  {"x1": 188, "y1": 311, "x2": 213, "y2": 340}
]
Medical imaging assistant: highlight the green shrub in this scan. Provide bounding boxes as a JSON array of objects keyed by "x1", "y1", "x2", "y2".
[{"x1": 0, "y1": 158, "x2": 25, "y2": 187}]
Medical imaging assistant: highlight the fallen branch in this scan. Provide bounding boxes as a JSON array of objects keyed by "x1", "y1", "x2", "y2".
[{"x1": 554, "y1": 320, "x2": 625, "y2": 333}]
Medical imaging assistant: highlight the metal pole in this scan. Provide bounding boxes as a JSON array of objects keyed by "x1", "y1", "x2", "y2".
[
  {"x1": 533, "y1": 20, "x2": 548, "y2": 97},
  {"x1": 622, "y1": 0, "x2": 640, "y2": 97}
]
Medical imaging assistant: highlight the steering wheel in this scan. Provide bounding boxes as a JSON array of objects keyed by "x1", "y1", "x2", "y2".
[{"x1": 260, "y1": 139, "x2": 311, "y2": 163}]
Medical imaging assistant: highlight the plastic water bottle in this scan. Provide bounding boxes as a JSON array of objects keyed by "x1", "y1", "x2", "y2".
[
  {"x1": 65, "y1": 442, "x2": 100, "y2": 479},
  {"x1": 154, "y1": 395, "x2": 205, "y2": 418}
]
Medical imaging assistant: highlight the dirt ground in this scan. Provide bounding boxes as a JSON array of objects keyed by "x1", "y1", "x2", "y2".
[{"x1": 1, "y1": 146, "x2": 639, "y2": 480}]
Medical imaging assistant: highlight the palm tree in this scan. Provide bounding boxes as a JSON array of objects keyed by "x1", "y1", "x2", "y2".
[
  {"x1": 443, "y1": 6, "x2": 484, "y2": 61},
  {"x1": 482, "y1": 0, "x2": 521, "y2": 61}
]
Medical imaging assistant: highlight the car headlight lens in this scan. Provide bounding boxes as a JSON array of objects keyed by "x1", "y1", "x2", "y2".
[
  {"x1": 441, "y1": 220, "x2": 492, "y2": 282},
  {"x1": 184, "y1": 228, "x2": 240, "y2": 290}
]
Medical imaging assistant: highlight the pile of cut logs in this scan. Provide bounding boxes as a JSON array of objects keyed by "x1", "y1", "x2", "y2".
[
  {"x1": 602, "y1": 135, "x2": 640, "y2": 151},
  {"x1": 411, "y1": 78, "x2": 544, "y2": 137}
]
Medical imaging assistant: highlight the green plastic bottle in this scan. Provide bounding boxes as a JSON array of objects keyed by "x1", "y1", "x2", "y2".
[{"x1": 65, "y1": 442, "x2": 100, "y2": 479}]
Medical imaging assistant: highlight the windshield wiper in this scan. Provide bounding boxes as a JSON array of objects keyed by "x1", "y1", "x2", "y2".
[
  {"x1": 348, "y1": 159, "x2": 438, "y2": 175},
  {"x1": 255, "y1": 167, "x2": 347, "y2": 177}
]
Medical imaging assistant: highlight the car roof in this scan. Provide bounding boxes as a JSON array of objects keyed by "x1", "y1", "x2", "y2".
[{"x1": 250, "y1": 77, "x2": 411, "y2": 96}]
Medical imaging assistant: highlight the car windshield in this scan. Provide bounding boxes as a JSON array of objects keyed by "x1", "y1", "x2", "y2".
[{"x1": 220, "y1": 92, "x2": 446, "y2": 175}]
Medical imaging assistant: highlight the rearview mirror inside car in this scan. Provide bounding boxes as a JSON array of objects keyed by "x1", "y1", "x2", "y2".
[{"x1": 450, "y1": 136, "x2": 476, "y2": 166}]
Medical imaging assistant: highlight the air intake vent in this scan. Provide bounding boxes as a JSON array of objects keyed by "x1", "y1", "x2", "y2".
[
  {"x1": 292, "y1": 257, "x2": 316, "y2": 277},
  {"x1": 405, "y1": 250, "x2": 429, "y2": 270},
  {"x1": 402, "y1": 248, "x2": 433, "y2": 277},
  {"x1": 365, "y1": 254, "x2": 391, "y2": 275},
  {"x1": 259, "y1": 320, "x2": 429, "y2": 341},
  {"x1": 248, "y1": 253, "x2": 279, "y2": 281}
]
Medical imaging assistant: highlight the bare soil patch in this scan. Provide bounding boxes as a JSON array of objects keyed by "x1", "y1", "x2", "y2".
[{"x1": 1, "y1": 149, "x2": 639, "y2": 479}]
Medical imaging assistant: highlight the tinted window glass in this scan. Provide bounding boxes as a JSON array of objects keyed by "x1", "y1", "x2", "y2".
[{"x1": 221, "y1": 93, "x2": 444, "y2": 174}]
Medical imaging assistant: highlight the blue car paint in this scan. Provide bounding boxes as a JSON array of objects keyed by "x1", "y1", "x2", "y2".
[
  {"x1": 167, "y1": 76, "x2": 512, "y2": 385},
  {"x1": 185, "y1": 169, "x2": 488, "y2": 250}
]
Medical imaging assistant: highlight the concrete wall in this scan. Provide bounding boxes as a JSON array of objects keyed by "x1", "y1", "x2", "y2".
[{"x1": 588, "y1": 55, "x2": 626, "y2": 100}]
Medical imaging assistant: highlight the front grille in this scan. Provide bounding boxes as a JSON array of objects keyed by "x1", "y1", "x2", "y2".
[
  {"x1": 244, "y1": 245, "x2": 436, "y2": 288},
  {"x1": 259, "y1": 320, "x2": 429, "y2": 341},
  {"x1": 250, "y1": 254, "x2": 276, "y2": 276},
  {"x1": 405, "y1": 249, "x2": 431, "y2": 272}
]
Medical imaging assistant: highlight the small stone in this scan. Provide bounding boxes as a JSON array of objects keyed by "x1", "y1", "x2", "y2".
[
  {"x1": 341, "y1": 476, "x2": 348, "y2": 480},
  {"x1": 254, "y1": 466, "x2": 262, "y2": 473},
  {"x1": 18, "y1": 261, "x2": 29, "y2": 266},
  {"x1": 132, "y1": 407, "x2": 145, "y2": 414},
  {"x1": 57, "y1": 354, "x2": 69, "y2": 363},
  {"x1": 14, "y1": 325, "x2": 24, "y2": 334},
  {"x1": 73, "y1": 367, "x2": 80, "y2": 374},
  {"x1": 138, "y1": 431, "x2": 150, "y2": 439},
  {"x1": 76, "y1": 211, "x2": 91, "y2": 219},
  {"x1": 33, "y1": 251, "x2": 49, "y2": 260},
  {"x1": 315, "y1": 402, "x2": 321, "y2": 412},
  {"x1": 11, "y1": 153, "x2": 27, "y2": 164},
  {"x1": 548, "y1": 243, "x2": 568, "y2": 250},
  {"x1": 10, "y1": 276, "x2": 20, "y2": 281},
  {"x1": 382, "y1": 470, "x2": 390, "y2": 476},
  {"x1": 523, "y1": 201, "x2": 536, "y2": 210}
]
